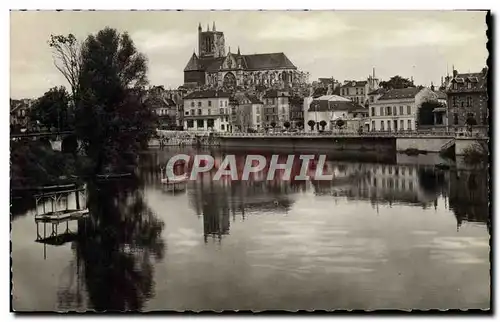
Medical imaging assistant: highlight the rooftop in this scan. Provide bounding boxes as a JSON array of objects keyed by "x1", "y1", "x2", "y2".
[
  {"x1": 377, "y1": 87, "x2": 421, "y2": 101},
  {"x1": 184, "y1": 90, "x2": 231, "y2": 99},
  {"x1": 184, "y1": 52, "x2": 297, "y2": 72},
  {"x1": 341, "y1": 80, "x2": 368, "y2": 88}
]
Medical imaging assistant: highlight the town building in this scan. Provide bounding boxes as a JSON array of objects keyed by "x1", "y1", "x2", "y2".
[
  {"x1": 262, "y1": 90, "x2": 290, "y2": 129},
  {"x1": 230, "y1": 92, "x2": 264, "y2": 132},
  {"x1": 339, "y1": 72, "x2": 380, "y2": 106},
  {"x1": 10, "y1": 98, "x2": 33, "y2": 131},
  {"x1": 289, "y1": 94, "x2": 305, "y2": 128},
  {"x1": 183, "y1": 23, "x2": 308, "y2": 90},
  {"x1": 368, "y1": 87, "x2": 438, "y2": 132},
  {"x1": 182, "y1": 90, "x2": 232, "y2": 132},
  {"x1": 145, "y1": 86, "x2": 179, "y2": 130},
  {"x1": 444, "y1": 67, "x2": 488, "y2": 134},
  {"x1": 304, "y1": 95, "x2": 359, "y2": 132}
]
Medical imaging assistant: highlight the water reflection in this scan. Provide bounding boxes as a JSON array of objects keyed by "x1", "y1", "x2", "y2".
[
  {"x1": 57, "y1": 177, "x2": 165, "y2": 311},
  {"x1": 148, "y1": 151, "x2": 489, "y2": 241},
  {"x1": 11, "y1": 149, "x2": 490, "y2": 311}
]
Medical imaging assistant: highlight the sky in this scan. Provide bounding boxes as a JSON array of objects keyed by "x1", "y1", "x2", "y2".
[{"x1": 10, "y1": 10, "x2": 488, "y2": 99}]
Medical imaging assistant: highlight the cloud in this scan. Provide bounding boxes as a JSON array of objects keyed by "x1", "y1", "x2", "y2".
[
  {"x1": 256, "y1": 15, "x2": 352, "y2": 41},
  {"x1": 370, "y1": 19, "x2": 484, "y2": 49},
  {"x1": 131, "y1": 30, "x2": 194, "y2": 52}
]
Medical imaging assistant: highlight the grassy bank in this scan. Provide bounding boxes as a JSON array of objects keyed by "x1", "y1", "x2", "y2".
[{"x1": 10, "y1": 140, "x2": 91, "y2": 191}]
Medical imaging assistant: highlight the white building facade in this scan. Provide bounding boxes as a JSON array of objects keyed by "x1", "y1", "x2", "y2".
[
  {"x1": 183, "y1": 90, "x2": 232, "y2": 132},
  {"x1": 369, "y1": 87, "x2": 438, "y2": 132}
]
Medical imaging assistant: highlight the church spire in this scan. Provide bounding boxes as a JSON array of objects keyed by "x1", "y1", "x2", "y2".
[
  {"x1": 237, "y1": 46, "x2": 240, "y2": 55},
  {"x1": 213, "y1": 21, "x2": 216, "y2": 31},
  {"x1": 198, "y1": 22, "x2": 201, "y2": 32},
  {"x1": 207, "y1": 23, "x2": 209, "y2": 31}
]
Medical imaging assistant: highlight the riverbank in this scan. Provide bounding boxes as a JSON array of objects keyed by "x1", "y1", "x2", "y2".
[{"x1": 10, "y1": 140, "x2": 90, "y2": 194}]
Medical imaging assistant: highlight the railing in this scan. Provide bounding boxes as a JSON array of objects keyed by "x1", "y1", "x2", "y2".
[
  {"x1": 156, "y1": 129, "x2": 489, "y2": 139},
  {"x1": 10, "y1": 130, "x2": 75, "y2": 138},
  {"x1": 212, "y1": 130, "x2": 458, "y2": 138}
]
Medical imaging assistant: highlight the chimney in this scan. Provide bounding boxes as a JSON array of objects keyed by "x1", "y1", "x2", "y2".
[
  {"x1": 430, "y1": 82, "x2": 435, "y2": 91},
  {"x1": 453, "y1": 69, "x2": 458, "y2": 78}
]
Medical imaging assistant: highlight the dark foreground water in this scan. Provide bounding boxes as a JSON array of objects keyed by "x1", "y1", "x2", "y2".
[{"x1": 11, "y1": 148, "x2": 490, "y2": 311}]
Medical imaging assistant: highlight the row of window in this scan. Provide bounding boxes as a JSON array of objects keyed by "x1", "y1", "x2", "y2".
[
  {"x1": 372, "y1": 177, "x2": 414, "y2": 192},
  {"x1": 451, "y1": 96, "x2": 473, "y2": 108},
  {"x1": 371, "y1": 105, "x2": 412, "y2": 117},
  {"x1": 264, "y1": 98, "x2": 288, "y2": 105},
  {"x1": 452, "y1": 82, "x2": 473, "y2": 90},
  {"x1": 186, "y1": 108, "x2": 230, "y2": 116},
  {"x1": 189, "y1": 100, "x2": 228, "y2": 108},
  {"x1": 186, "y1": 119, "x2": 230, "y2": 130},
  {"x1": 371, "y1": 119, "x2": 412, "y2": 131},
  {"x1": 374, "y1": 165, "x2": 414, "y2": 176},
  {"x1": 341, "y1": 87, "x2": 364, "y2": 96}
]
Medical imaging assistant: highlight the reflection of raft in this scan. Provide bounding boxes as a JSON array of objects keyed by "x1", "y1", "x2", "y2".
[
  {"x1": 161, "y1": 175, "x2": 189, "y2": 185},
  {"x1": 96, "y1": 173, "x2": 132, "y2": 180}
]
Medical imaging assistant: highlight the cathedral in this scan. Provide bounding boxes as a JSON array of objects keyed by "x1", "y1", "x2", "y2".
[{"x1": 183, "y1": 22, "x2": 308, "y2": 89}]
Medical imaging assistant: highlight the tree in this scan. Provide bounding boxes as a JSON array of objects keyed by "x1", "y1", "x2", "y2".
[
  {"x1": 307, "y1": 120, "x2": 316, "y2": 131},
  {"x1": 379, "y1": 75, "x2": 414, "y2": 90},
  {"x1": 284, "y1": 121, "x2": 291, "y2": 129},
  {"x1": 30, "y1": 86, "x2": 71, "y2": 130},
  {"x1": 270, "y1": 121, "x2": 276, "y2": 128},
  {"x1": 49, "y1": 34, "x2": 82, "y2": 102},
  {"x1": 296, "y1": 121, "x2": 304, "y2": 129},
  {"x1": 335, "y1": 119, "x2": 345, "y2": 129},
  {"x1": 418, "y1": 101, "x2": 442, "y2": 126},
  {"x1": 75, "y1": 27, "x2": 155, "y2": 174},
  {"x1": 319, "y1": 120, "x2": 327, "y2": 131}
]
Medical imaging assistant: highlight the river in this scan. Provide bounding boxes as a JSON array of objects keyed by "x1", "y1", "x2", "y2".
[{"x1": 11, "y1": 147, "x2": 490, "y2": 311}]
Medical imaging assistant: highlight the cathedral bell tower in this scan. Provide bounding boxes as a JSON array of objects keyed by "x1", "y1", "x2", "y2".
[{"x1": 198, "y1": 21, "x2": 226, "y2": 58}]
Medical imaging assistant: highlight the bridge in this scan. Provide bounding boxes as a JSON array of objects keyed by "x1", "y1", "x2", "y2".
[{"x1": 10, "y1": 130, "x2": 75, "y2": 139}]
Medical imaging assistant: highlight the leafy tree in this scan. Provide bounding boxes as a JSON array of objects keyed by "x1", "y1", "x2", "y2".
[
  {"x1": 30, "y1": 86, "x2": 71, "y2": 130},
  {"x1": 418, "y1": 101, "x2": 442, "y2": 126},
  {"x1": 307, "y1": 120, "x2": 316, "y2": 131},
  {"x1": 270, "y1": 121, "x2": 276, "y2": 128},
  {"x1": 379, "y1": 75, "x2": 414, "y2": 90},
  {"x1": 335, "y1": 119, "x2": 345, "y2": 129},
  {"x1": 75, "y1": 27, "x2": 155, "y2": 174},
  {"x1": 284, "y1": 121, "x2": 291, "y2": 129},
  {"x1": 319, "y1": 120, "x2": 327, "y2": 130}
]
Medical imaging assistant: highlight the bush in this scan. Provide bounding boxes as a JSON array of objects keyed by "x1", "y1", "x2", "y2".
[{"x1": 463, "y1": 143, "x2": 488, "y2": 165}]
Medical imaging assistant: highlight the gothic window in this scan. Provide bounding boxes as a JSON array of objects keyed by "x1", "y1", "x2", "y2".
[
  {"x1": 371, "y1": 107, "x2": 375, "y2": 116},
  {"x1": 454, "y1": 113, "x2": 459, "y2": 125},
  {"x1": 399, "y1": 106, "x2": 403, "y2": 115},
  {"x1": 452, "y1": 96, "x2": 457, "y2": 107},
  {"x1": 208, "y1": 100, "x2": 212, "y2": 107},
  {"x1": 223, "y1": 72, "x2": 236, "y2": 88}
]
